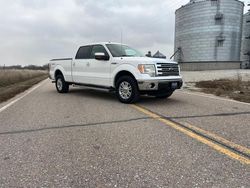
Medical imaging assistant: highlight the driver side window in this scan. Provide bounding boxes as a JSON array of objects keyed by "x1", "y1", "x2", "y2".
[{"x1": 90, "y1": 45, "x2": 109, "y2": 59}]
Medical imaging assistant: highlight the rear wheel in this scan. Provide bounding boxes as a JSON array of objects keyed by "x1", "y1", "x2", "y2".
[
  {"x1": 116, "y1": 76, "x2": 140, "y2": 104},
  {"x1": 55, "y1": 75, "x2": 69, "y2": 93}
]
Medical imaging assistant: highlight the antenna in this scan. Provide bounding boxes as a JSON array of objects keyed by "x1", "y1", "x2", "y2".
[
  {"x1": 121, "y1": 28, "x2": 123, "y2": 45},
  {"x1": 120, "y1": 27, "x2": 123, "y2": 55},
  {"x1": 116, "y1": 0, "x2": 124, "y2": 54}
]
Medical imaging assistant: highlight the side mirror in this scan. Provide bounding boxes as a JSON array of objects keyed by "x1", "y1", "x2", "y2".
[{"x1": 95, "y1": 52, "x2": 109, "y2": 61}]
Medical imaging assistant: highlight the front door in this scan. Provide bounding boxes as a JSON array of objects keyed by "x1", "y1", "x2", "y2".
[{"x1": 88, "y1": 45, "x2": 111, "y2": 86}]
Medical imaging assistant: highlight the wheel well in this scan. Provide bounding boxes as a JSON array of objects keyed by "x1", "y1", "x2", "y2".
[
  {"x1": 114, "y1": 71, "x2": 137, "y2": 87},
  {"x1": 55, "y1": 70, "x2": 63, "y2": 79}
]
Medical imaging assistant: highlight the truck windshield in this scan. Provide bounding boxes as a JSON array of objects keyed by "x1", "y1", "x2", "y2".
[{"x1": 106, "y1": 44, "x2": 144, "y2": 57}]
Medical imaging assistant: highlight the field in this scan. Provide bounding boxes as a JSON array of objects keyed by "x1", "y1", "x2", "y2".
[
  {"x1": 0, "y1": 69, "x2": 48, "y2": 103},
  {"x1": 195, "y1": 78, "x2": 250, "y2": 103}
]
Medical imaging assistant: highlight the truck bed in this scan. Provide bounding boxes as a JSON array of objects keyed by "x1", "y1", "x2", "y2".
[{"x1": 49, "y1": 58, "x2": 73, "y2": 82}]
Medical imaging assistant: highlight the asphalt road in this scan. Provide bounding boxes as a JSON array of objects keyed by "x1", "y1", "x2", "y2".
[{"x1": 0, "y1": 79, "x2": 249, "y2": 188}]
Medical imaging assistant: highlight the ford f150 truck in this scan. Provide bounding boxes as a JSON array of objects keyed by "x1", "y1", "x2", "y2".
[{"x1": 49, "y1": 42, "x2": 182, "y2": 103}]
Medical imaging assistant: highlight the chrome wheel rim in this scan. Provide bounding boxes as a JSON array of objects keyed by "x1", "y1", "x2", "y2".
[
  {"x1": 57, "y1": 78, "x2": 63, "y2": 91},
  {"x1": 119, "y1": 81, "x2": 132, "y2": 100}
]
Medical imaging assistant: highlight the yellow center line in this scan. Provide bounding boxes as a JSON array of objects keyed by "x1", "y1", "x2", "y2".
[
  {"x1": 182, "y1": 122, "x2": 250, "y2": 155},
  {"x1": 131, "y1": 104, "x2": 250, "y2": 165}
]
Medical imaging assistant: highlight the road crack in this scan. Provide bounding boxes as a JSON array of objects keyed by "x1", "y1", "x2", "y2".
[{"x1": 0, "y1": 117, "x2": 152, "y2": 135}]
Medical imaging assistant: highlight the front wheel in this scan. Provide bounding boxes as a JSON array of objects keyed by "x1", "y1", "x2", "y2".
[
  {"x1": 55, "y1": 75, "x2": 69, "y2": 93},
  {"x1": 116, "y1": 76, "x2": 140, "y2": 104}
]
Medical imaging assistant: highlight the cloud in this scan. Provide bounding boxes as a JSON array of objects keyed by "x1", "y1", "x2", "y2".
[{"x1": 2, "y1": 0, "x2": 248, "y2": 65}]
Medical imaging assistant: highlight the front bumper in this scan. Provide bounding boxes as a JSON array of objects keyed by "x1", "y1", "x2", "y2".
[{"x1": 137, "y1": 79, "x2": 183, "y2": 91}]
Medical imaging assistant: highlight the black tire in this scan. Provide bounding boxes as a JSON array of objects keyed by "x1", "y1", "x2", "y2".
[
  {"x1": 153, "y1": 90, "x2": 173, "y2": 99},
  {"x1": 115, "y1": 76, "x2": 140, "y2": 104},
  {"x1": 55, "y1": 75, "x2": 69, "y2": 93}
]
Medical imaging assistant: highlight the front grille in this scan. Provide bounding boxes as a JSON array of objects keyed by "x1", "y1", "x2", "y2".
[{"x1": 156, "y1": 63, "x2": 179, "y2": 77}]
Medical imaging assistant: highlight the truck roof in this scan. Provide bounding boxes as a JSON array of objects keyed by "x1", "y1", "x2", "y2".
[{"x1": 80, "y1": 42, "x2": 128, "y2": 46}]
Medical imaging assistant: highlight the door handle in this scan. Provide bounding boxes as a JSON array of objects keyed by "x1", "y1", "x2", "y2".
[
  {"x1": 111, "y1": 62, "x2": 118, "y2": 65},
  {"x1": 73, "y1": 62, "x2": 76, "y2": 66},
  {"x1": 87, "y1": 62, "x2": 90, "y2": 66}
]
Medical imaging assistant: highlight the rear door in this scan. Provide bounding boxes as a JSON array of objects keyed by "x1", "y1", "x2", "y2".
[
  {"x1": 88, "y1": 45, "x2": 111, "y2": 86},
  {"x1": 72, "y1": 45, "x2": 92, "y2": 84}
]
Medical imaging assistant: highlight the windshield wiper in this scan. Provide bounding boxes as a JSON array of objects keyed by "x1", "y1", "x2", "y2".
[{"x1": 121, "y1": 55, "x2": 134, "y2": 57}]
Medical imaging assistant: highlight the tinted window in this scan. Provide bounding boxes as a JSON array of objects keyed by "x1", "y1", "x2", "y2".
[
  {"x1": 75, "y1": 46, "x2": 92, "y2": 59},
  {"x1": 90, "y1": 45, "x2": 109, "y2": 59},
  {"x1": 106, "y1": 44, "x2": 144, "y2": 57}
]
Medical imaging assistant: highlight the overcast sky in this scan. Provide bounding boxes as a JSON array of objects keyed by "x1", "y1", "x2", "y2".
[{"x1": 0, "y1": 0, "x2": 249, "y2": 66}]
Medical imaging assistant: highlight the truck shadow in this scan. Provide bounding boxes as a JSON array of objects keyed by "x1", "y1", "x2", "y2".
[
  {"x1": 68, "y1": 87, "x2": 185, "y2": 105},
  {"x1": 69, "y1": 88, "x2": 117, "y2": 101},
  {"x1": 139, "y1": 95, "x2": 183, "y2": 105}
]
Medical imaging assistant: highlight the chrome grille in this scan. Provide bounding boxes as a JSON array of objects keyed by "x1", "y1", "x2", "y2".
[{"x1": 156, "y1": 63, "x2": 179, "y2": 77}]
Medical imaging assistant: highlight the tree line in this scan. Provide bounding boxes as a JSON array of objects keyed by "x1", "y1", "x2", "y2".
[{"x1": 0, "y1": 64, "x2": 49, "y2": 70}]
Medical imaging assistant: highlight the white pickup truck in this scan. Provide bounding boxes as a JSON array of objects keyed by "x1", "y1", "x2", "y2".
[{"x1": 49, "y1": 42, "x2": 182, "y2": 103}]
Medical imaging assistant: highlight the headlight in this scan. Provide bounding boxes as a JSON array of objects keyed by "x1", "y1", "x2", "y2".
[{"x1": 138, "y1": 64, "x2": 156, "y2": 77}]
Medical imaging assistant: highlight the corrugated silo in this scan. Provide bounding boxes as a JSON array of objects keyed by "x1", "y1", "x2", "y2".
[
  {"x1": 240, "y1": 7, "x2": 250, "y2": 68},
  {"x1": 174, "y1": 0, "x2": 244, "y2": 71}
]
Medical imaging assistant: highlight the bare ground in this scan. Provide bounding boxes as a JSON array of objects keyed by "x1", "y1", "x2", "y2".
[{"x1": 195, "y1": 79, "x2": 250, "y2": 103}]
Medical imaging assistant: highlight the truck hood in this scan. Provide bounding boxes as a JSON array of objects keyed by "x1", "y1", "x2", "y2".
[{"x1": 113, "y1": 57, "x2": 178, "y2": 66}]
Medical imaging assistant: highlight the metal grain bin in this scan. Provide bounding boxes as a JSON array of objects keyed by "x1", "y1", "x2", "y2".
[{"x1": 174, "y1": 0, "x2": 244, "y2": 70}]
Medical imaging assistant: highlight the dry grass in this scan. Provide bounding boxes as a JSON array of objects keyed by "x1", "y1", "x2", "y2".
[
  {"x1": 0, "y1": 69, "x2": 47, "y2": 87},
  {"x1": 195, "y1": 77, "x2": 250, "y2": 103},
  {"x1": 0, "y1": 69, "x2": 48, "y2": 103}
]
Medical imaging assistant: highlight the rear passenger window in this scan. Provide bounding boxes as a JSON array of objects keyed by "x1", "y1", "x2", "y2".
[
  {"x1": 90, "y1": 45, "x2": 109, "y2": 59},
  {"x1": 75, "y1": 46, "x2": 92, "y2": 59}
]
